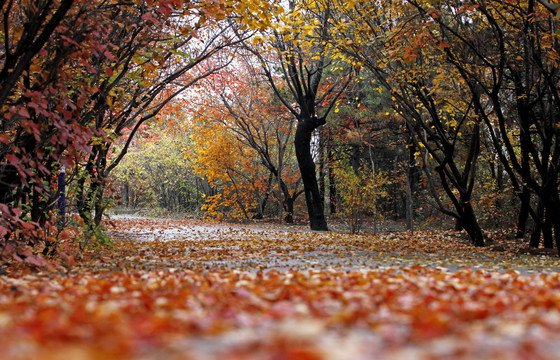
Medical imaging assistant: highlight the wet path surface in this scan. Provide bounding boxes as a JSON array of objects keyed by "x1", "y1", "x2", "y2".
[{"x1": 106, "y1": 215, "x2": 560, "y2": 274}]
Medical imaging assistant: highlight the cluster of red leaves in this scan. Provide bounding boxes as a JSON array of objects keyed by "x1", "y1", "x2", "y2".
[{"x1": 1, "y1": 217, "x2": 560, "y2": 359}]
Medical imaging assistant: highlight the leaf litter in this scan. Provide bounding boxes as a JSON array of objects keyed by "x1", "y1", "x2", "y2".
[{"x1": 1, "y1": 215, "x2": 560, "y2": 359}]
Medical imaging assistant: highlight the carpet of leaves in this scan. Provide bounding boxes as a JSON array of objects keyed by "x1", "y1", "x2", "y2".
[{"x1": 1, "y1": 216, "x2": 560, "y2": 359}]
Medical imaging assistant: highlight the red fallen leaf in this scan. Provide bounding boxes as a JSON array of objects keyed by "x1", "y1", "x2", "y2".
[{"x1": 4, "y1": 217, "x2": 560, "y2": 360}]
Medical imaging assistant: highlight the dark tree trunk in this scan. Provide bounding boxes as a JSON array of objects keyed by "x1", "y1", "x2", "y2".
[
  {"x1": 406, "y1": 165, "x2": 414, "y2": 232},
  {"x1": 278, "y1": 179, "x2": 295, "y2": 224},
  {"x1": 284, "y1": 197, "x2": 295, "y2": 224},
  {"x1": 93, "y1": 184, "x2": 105, "y2": 227},
  {"x1": 351, "y1": 144, "x2": 360, "y2": 174},
  {"x1": 125, "y1": 182, "x2": 130, "y2": 207},
  {"x1": 256, "y1": 172, "x2": 274, "y2": 219},
  {"x1": 461, "y1": 201, "x2": 485, "y2": 247},
  {"x1": 543, "y1": 215, "x2": 553, "y2": 249},
  {"x1": 530, "y1": 200, "x2": 545, "y2": 248},
  {"x1": 454, "y1": 218, "x2": 463, "y2": 231},
  {"x1": 294, "y1": 116, "x2": 328, "y2": 231},
  {"x1": 405, "y1": 173, "x2": 413, "y2": 231},
  {"x1": 0, "y1": 164, "x2": 19, "y2": 204},
  {"x1": 406, "y1": 133, "x2": 417, "y2": 231},
  {"x1": 550, "y1": 196, "x2": 560, "y2": 256},
  {"x1": 31, "y1": 187, "x2": 41, "y2": 223},
  {"x1": 434, "y1": 162, "x2": 484, "y2": 247},
  {"x1": 542, "y1": 185, "x2": 557, "y2": 249}
]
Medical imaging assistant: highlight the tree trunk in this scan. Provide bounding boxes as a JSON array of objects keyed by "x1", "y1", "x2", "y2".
[
  {"x1": 461, "y1": 201, "x2": 485, "y2": 247},
  {"x1": 434, "y1": 164, "x2": 484, "y2": 246},
  {"x1": 454, "y1": 218, "x2": 463, "y2": 231},
  {"x1": 294, "y1": 116, "x2": 328, "y2": 231},
  {"x1": 351, "y1": 144, "x2": 360, "y2": 174},
  {"x1": 285, "y1": 197, "x2": 295, "y2": 224},
  {"x1": 530, "y1": 200, "x2": 545, "y2": 248},
  {"x1": 550, "y1": 197, "x2": 560, "y2": 256},
  {"x1": 257, "y1": 172, "x2": 274, "y2": 219},
  {"x1": 93, "y1": 184, "x2": 105, "y2": 227},
  {"x1": 278, "y1": 179, "x2": 294, "y2": 223},
  {"x1": 539, "y1": 188, "x2": 560, "y2": 254},
  {"x1": 57, "y1": 168, "x2": 66, "y2": 230},
  {"x1": 542, "y1": 188, "x2": 557, "y2": 249},
  {"x1": 543, "y1": 215, "x2": 553, "y2": 249}
]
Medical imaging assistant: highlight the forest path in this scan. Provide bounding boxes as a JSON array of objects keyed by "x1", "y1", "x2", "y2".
[
  {"x1": 2, "y1": 216, "x2": 560, "y2": 360},
  {"x1": 101, "y1": 215, "x2": 560, "y2": 274}
]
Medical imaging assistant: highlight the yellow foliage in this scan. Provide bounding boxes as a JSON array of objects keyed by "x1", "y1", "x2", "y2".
[{"x1": 333, "y1": 160, "x2": 389, "y2": 234}]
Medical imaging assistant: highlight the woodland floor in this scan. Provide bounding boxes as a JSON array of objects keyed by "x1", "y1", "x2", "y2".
[{"x1": 1, "y1": 215, "x2": 560, "y2": 359}]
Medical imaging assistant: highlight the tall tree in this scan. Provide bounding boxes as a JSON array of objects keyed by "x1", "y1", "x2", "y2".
[
  {"x1": 401, "y1": 0, "x2": 560, "y2": 250},
  {"x1": 243, "y1": 0, "x2": 353, "y2": 230},
  {"x1": 330, "y1": 0, "x2": 486, "y2": 245}
]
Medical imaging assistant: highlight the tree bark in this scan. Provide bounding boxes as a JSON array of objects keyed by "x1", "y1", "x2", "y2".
[
  {"x1": 294, "y1": 116, "x2": 328, "y2": 231},
  {"x1": 530, "y1": 200, "x2": 544, "y2": 248},
  {"x1": 461, "y1": 201, "x2": 485, "y2": 247},
  {"x1": 284, "y1": 197, "x2": 295, "y2": 224}
]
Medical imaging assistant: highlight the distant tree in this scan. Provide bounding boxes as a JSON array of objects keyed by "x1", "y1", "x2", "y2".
[{"x1": 192, "y1": 54, "x2": 303, "y2": 222}]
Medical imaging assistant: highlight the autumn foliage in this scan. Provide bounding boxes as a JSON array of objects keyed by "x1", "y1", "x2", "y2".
[
  {"x1": 0, "y1": 0, "x2": 276, "y2": 264},
  {"x1": 2, "y1": 1, "x2": 560, "y2": 358}
]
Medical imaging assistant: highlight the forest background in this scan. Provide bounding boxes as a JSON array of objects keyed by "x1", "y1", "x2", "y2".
[
  {"x1": 1, "y1": 0, "x2": 560, "y2": 264},
  {"x1": 2, "y1": 1, "x2": 560, "y2": 359}
]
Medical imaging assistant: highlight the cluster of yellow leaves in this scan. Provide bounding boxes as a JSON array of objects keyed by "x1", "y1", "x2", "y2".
[
  {"x1": 1, "y1": 216, "x2": 560, "y2": 359},
  {"x1": 333, "y1": 163, "x2": 389, "y2": 233},
  {"x1": 232, "y1": 0, "x2": 284, "y2": 31}
]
